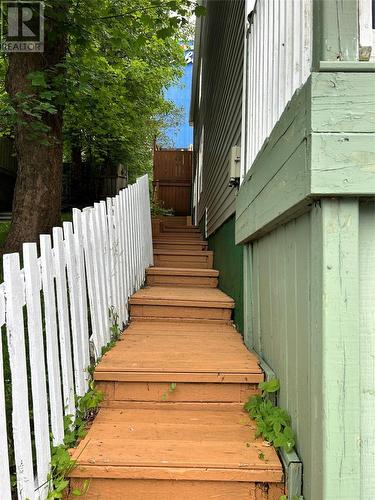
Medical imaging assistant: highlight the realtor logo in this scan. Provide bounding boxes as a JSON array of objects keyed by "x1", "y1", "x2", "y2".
[{"x1": 1, "y1": 1, "x2": 44, "y2": 52}]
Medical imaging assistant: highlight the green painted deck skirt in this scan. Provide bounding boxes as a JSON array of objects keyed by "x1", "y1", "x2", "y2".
[{"x1": 207, "y1": 215, "x2": 244, "y2": 333}]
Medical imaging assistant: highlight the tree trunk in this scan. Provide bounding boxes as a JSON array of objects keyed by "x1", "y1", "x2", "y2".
[{"x1": 1, "y1": 8, "x2": 68, "y2": 254}]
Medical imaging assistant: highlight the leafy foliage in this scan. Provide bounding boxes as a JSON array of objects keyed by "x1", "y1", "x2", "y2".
[
  {"x1": 244, "y1": 378, "x2": 296, "y2": 453},
  {"x1": 0, "y1": 0, "x2": 205, "y2": 180},
  {"x1": 46, "y1": 382, "x2": 103, "y2": 498}
]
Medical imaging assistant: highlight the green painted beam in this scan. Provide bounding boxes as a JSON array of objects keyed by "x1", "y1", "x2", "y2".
[
  {"x1": 235, "y1": 72, "x2": 375, "y2": 244},
  {"x1": 319, "y1": 61, "x2": 375, "y2": 72}
]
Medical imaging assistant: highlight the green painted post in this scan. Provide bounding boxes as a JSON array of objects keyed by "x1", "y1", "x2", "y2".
[
  {"x1": 311, "y1": 199, "x2": 361, "y2": 499},
  {"x1": 312, "y1": 0, "x2": 359, "y2": 69}
]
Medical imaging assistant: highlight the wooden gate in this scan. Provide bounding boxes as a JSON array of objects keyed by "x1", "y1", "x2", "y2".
[{"x1": 153, "y1": 150, "x2": 192, "y2": 216}]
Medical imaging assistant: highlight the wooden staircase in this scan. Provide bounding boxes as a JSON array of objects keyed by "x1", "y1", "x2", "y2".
[{"x1": 69, "y1": 218, "x2": 285, "y2": 499}]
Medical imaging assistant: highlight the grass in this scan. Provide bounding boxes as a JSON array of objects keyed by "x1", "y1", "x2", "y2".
[{"x1": 0, "y1": 221, "x2": 10, "y2": 248}]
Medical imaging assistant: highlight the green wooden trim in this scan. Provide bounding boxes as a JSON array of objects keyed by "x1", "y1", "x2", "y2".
[
  {"x1": 319, "y1": 61, "x2": 375, "y2": 72},
  {"x1": 358, "y1": 201, "x2": 375, "y2": 497},
  {"x1": 311, "y1": 133, "x2": 375, "y2": 195},
  {"x1": 320, "y1": 199, "x2": 361, "y2": 498},
  {"x1": 309, "y1": 200, "x2": 361, "y2": 499},
  {"x1": 312, "y1": 0, "x2": 359, "y2": 69},
  {"x1": 243, "y1": 243, "x2": 253, "y2": 349},
  {"x1": 279, "y1": 448, "x2": 303, "y2": 500},
  {"x1": 235, "y1": 72, "x2": 375, "y2": 244},
  {"x1": 309, "y1": 202, "x2": 324, "y2": 500},
  {"x1": 311, "y1": 73, "x2": 375, "y2": 133}
]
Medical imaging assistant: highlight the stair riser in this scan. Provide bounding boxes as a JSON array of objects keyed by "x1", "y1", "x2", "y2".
[
  {"x1": 153, "y1": 242, "x2": 207, "y2": 251},
  {"x1": 153, "y1": 255, "x2": 213, "y2": 269},
  {"x1": 157, "y1": 233, "x2": 203, "y2": 240},
  {"x1": 69, "y1": 478, "x2": 285, "y2": 500},
  {"x1": 95, "y1": 381, "x2": 258, "y2": 404},
  {"x1": 162, "y1": 227, "x2": 200, "y2": 233},
  {"x1": 130, "y1": 304, "x2": 231, "y2": 321},
  {"x1": 146, "y1": 275, "x2": 218, "y2": 288}
]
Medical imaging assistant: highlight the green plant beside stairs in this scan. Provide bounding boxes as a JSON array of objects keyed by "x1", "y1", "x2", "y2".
[{"x1": 244, "y1": 378, "x2": 296, "y2": 454}]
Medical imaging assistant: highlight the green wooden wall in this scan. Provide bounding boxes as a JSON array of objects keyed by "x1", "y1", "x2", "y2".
[
  {"x1": 207, "y1": 215, "x2": 244, "y2": 332},
  {"x1": 237, "y1": 70, "x2": 375, "y2": 499},
  {"x1": 248, "y1": 212, "x2": 314, "y2": 496}
]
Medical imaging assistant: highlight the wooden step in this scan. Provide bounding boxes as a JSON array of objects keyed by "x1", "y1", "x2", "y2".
[
  {"x1": 146, "y1": 267, "x2": 218, "y2": 287},
  {"x1": 153, "y1": 239, "x2": 208, "y2": 251},
  {"x1": 94, "y1": 320, "x2": 262, "y2": 404},
  {"x1": 130, "y1": 286, "x2": 233, "y2": 321},
  {"x1": 155, "y1": 216, "x2": 191, "y2": 227},
  {"x1": 157, "y1": 232, "x2": 204, "y2": 240},
  {"x1": 154, "y1": 249, "x2": 214, "y2": 269},
  {"x1": 162, "y1": 225, "x2": 201, "y2": 233},
  {"x1": 69, "y1": 407, "x2": 284, "y2": 499}
]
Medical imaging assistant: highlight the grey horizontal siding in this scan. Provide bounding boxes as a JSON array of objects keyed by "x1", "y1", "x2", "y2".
[{"x1": 194, "y1": 0, "x2": 244, "y2": 236}]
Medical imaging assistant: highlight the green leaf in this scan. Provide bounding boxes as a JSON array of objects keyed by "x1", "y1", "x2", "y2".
[
  {"x1": 27, "y1": 71, "x2": 47, "y2": 88},
  {"x1": 259, "y1": 378, "x2": 280, "y2": 394},
  {"x1": 194, "y1": 5, "x2": 207, "y2": 17}
]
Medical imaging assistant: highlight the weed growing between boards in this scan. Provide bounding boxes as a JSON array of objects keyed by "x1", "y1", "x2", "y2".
[
  {"x1": 161, "y1": 381, "x2": 177, "y2": 401},
  {"x1": 45, "y1": 307, "x2": 122, "y2": 499},
  {"x1": 243, "y1": 378, "x2": 296, "y2": 453}
]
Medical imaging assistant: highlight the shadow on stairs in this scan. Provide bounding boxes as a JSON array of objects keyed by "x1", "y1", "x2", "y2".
[{"x1": 69, "y1": 217, "x2": 285, "y2": 499}]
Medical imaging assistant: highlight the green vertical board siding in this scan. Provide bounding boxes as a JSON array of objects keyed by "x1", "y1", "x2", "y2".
[
  {"x1": 250, "y1": 201, "x2": 362, "y2": 499},
  {"x1": 250, "y1": 212, "x2": 313, "y2": 497},
  {"x1": 359, "y1": 201, "x2": 375, "y2": 499},
  {"x1": 208, "y1": 215, "x2": 244, "y2": 332}
]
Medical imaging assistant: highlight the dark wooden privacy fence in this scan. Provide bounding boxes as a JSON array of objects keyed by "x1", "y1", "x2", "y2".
[
  {"x1": 0, "y1": 138, "x2": 17, "y2": 211},
  {"x1": 153, "y1": 150, "x2": 192, "y2": 216}
]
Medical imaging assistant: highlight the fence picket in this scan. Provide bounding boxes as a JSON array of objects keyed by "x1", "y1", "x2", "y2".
[
  {"x1": 94, "y1": 203, "x2": 109, "y2": 341},
  {"x1": 23, "y1": 244, "x2": 51, "y2": 497},
  {"x1": 3, "y1": 254, "x2": 35, "y2": 500},
  {"x1": 53, "y1": 227, "x2": 75, "y2": 419},
  {"x1": 0, "y1": 284, "x2": 11, "y2": 500},
  {"x1": 91, "y1": 206, "x2": 108, "y2": 348},
  {"x1": 64, "y1": 222, "x2": 85, "y2": 397},
  {"x1": 72, "y1": 209, "x2": 90, "y2": 389},
  {"x1": 40, "y1": 235, "x2": 64, "y2": 445}
]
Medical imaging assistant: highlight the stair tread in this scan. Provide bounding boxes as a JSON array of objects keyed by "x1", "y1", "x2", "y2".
[
  {"x1": 95, "y1": 321, "x2": 262, "y2": 380},
  {"x1": 147, "y1": 267, "x2": 218, "y2": 277},
  {"x1": 70, "y1": 408, "x2": 282, "y2": 481},
  {"x1": 130, "y1": 286, "x2": 233, "y2": 308},
  {"x1": 154, "y1": 249, "x2": 212, "y2": 255}
]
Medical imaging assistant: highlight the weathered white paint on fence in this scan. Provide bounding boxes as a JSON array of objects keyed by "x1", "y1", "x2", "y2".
[
  {"x1": 40, "y1": 235, "x2": 64, "y2": 446},
  {"x1": 241, "y1": 0, "x2": 312, "y2": 178},
  {"x1": 23, "y1": 244, "x2": 51, "y2": 497},
  {"x1": 0, "y1": 175, "x2": 153, "y2": 499},
  {"x1": 53, "y1": 227, "x2": 76, "y2": 419},
  {"x1": 0, "y1": 283, "x2": 11, "y2": 500},
  {"x1": 64, "y1": 222, "x2": 85, "y2": 397},
  {"x1": 3, "y1": 253, "x2": 35, "y2": 500}
]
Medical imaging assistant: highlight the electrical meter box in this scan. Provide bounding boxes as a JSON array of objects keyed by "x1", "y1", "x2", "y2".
[{"x1": 228, "y1": 146, "x2": 241, "y2": 187}]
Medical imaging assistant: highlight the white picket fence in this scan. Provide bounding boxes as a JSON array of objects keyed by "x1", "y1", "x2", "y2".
[{"x1": 0, "y1": 174, "x2": 153, "y2": 500}]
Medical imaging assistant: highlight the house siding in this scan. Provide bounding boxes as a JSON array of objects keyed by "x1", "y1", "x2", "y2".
[
  {"x1": 249, "y1": 212, "x2": 314, "y2": 498},
  {"x1": 207, "y1": 215, "x2": 244, "y2": 332},
  {"x1": 239, "y1": 71, "x2": 375, "y2": 499},
  {"x1": 193, "y1": 0, "x2": 244, "y2": 236}
]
